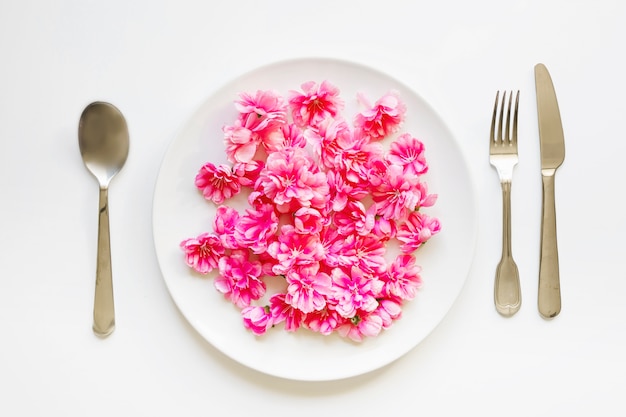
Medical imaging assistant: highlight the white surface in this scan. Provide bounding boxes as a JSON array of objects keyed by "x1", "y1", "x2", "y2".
[
  {"x1": 152, "y1": 58, "x2": 477, "y2": 381},
  {"x1": 1, "y1": 0, "x2": 625, "y2": 415}
]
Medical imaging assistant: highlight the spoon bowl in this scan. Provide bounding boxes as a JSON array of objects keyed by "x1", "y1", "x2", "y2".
[{"x1": 79, "y1": 102, "x2": 129, "y2": 337}]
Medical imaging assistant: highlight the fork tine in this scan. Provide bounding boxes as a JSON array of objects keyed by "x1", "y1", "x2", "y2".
[
  {"x1": 490, "y1": 91, "x2": 499, "y2": 143},
  {"x1": 498, "y1": 91, "x2": 506, "y2": 143},
  {"x1": 512, "y1": 90, "x2": 519, "y2": 145},
  {"x1": 505, "y1": 91, "x2": 512, "y2": 143}
]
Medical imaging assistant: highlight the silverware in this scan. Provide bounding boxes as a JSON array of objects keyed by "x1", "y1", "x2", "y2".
[
  {"x1": 535, "y1": 63, "x2": 565, "y2": 318},
  {"x1": 78, "y1": 102, "x2": 129, "y2": 337},
  {"x1": 489, "y1": 90, "x2": 521, "y2": 317}
]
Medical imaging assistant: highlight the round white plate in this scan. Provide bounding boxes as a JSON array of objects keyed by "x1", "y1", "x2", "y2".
[{"x1": 152, "y1": 58, "x2": 477, "y2": 381}]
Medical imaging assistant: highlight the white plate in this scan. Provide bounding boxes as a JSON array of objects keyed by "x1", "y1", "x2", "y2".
[{"x1": 152, "y1": 58, "x2": 477, "y2": 381}]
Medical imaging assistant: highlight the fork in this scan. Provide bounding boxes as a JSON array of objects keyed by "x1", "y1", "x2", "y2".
[{"x1": 490, "y1": 90, "x2": 521, "y2": 317}]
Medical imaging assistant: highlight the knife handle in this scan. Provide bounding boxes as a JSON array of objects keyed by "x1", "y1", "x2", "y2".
[{"x1": 539, "y1": 172, "x2": 561, "y2": 318}]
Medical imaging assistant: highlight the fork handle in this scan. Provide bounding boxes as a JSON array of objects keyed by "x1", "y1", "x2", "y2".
[
  {"x1": 538, "y1": 172, "x2": 561, "y2": 318},
  {"x1": 494, "y1": 181, "x2": 521, "y2": 316}
]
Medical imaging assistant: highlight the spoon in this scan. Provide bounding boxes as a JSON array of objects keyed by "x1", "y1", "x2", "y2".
[{"x1": 78, "y1": 102, "x2": 129, "y2": 337}]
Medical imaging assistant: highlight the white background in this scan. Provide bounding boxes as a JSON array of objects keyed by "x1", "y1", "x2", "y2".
[{"x1": 1, "y1": 0, "x2": 624, "y2": 416}]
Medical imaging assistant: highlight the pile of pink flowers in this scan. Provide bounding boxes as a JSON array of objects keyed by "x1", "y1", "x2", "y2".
[{"x1": 180, "y1": 80, "x2": 441, "y2": 342}]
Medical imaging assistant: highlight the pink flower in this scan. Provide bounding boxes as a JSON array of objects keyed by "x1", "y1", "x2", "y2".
[
  {"x1": 318, "y1": 225, "x2": 341, "y2": 270},
  {"x1": 195, "y1": 162, "x2": 241, "y2": 204},
  {"x1": 334, "y1": 136, "x2": 384, "y2": 186},
  {"x1": 213, "y1": 206, "x2": 240, "y2": 249},
  {"x1": 381, "y1": 254, "x2": 423, "y2": 300},
  {"x1": 336, "y1": 234, "x2": 387, "y2": 275},
  {"x1": 413, "y1": 181, "x2": 438, "y2": 209},
  {"x1": 224, "y1": 90, "x2": 287, "y2": 162},
  {"x1": 371, "y1": 164, "x2": 420, "y2": 220},
  {"x1": 396, "y1": 211, "x2": 441, "y2": 253},
  {"x1": 235, "y1": 89, "x2": 287, "y2": 133},
  {"x1": 288, "y1": 80, "x2": 344, "y2": 128},
  {"x1": 326, "y1": 168, "x2": 367, "y2": 212},
  {"x1": 256, "y1": 147, "x2": 329, "y2": 213},
  {"x1": 354, "y1": 91, "x2": 406, "y2": 140},
  {"x1": 180, "y1": 232, "x2": 225, "y2": 274},
  {"x1": 285, "y1": 264, "x2": 332, "y2": 313},
  {"x1": 215, "y1": 250, "x2": 265, "y2": 308},
  {"x1": 270, "y1": 293, "x2": 305, "y2": 332},
  {"x1": 334, "y1": 200, "x2": 376, "y2": 236},
  {"x1": 256, "y1": 123, "x2": 308, "y2": 154},
  {"x1": 387, "y1": 133, "x2": 428, "y2": 176},
  {"x1": 266, "y1": 225, "x2": 325, "y2": 275},
  {"x1": 306, "y1": 118, "x2": 356, "y2": 169},
  {"x1": 241, "y1": 305, "x2": 273, "y2": 336},
  {"x1": 234, "y1": 203, "x2": 279, "y2": 254},
  {"x1": 336, "y1": 310, "x2": 383, "y2": 342},
  {"x1": 303, "y1": 307, "x2": 340, "y2": 335},
  {"x1": 293, "y1": 207, "x2": 325, "y2": 235},
  {"x1": 375, "y1": 298, "x2": 403, "y2": 329},
  {"x1": 233, "y1": 160, "x2": 264, "y2": 187},
  {"x1": 223, "y1": 122, "x2": 259, "y2": 164},
  {"x1": 330, "y1": 266, "x2": 383, "y2": 318},
  {"x1": 372, "y1": 216, "x2": 397, "y2": 240}
]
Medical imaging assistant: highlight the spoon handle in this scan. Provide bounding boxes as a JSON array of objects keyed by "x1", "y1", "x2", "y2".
[{"x1": 93, "y1": 187, "x2": 115, "y2": 337}]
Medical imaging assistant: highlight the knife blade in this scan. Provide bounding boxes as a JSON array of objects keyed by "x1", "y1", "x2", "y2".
[{"x1": 535, "y1": 63, "x2": 565, "y2": 318}]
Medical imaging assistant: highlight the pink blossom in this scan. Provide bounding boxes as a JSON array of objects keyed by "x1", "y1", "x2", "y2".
[
  {"x1": 285, "y1": 264, "x2": 332, "y2": 313},
  {"x1": 226, "y1": 90, "x2": 287, "y2": 161},
  {"x1": 256, "y1": 147, "x2": 329, "y2": 212},
  {"x1": 306, "y1": 118, "x2": 355, "y2": 169},
  {"x1": 266, "y1": 225, "x2": 325, "y2": 275},
  {"x1": 241, "y1": 305, "x2": 273, "y2": 336},
  {"x1": 195, "y1": 162, "x2": 241, "y2": 204},
  {"x1": 293, "y1": 207, "x2": 325, "y2": 235},
  {"x1": 251, "y1": 122, "x2": 307, "y2": 154},
  {"x1": 223, "y1": 121, "x2": 259, "y2": 164},
  {"x1": 326, "y1": 168, "x2": 367, "y2": 212},
  {"x1": 215, "y1": 250, "x2": 265, "y2": 308},
  {"x1": 233, "y1": 160, "x2": 264, "y2": 187},
  {"x1": 355, "y1": 91, "x2": 406, "y2": 140},
  {"x1": 382, "y1": 254, "x2": 423, "y2": 300},
  {"x1": 234, "y1": 203, "x2": 279, "y2": 254},
  {"x1": 334, "y1": 200, "x2": 376, "y2": 236},
  {"x1": 414, "y1": 181, "x2": 438, "y2": 208},
  {"x1": 336, "y1": 310, "x2": 383, "y2": 342},
  {"x1": 396, "y1": 211, "x2": 441, "y2": 253},
  {"x1": 213, "y1": 206, "x2": 240, "y2": 249},
  {"x1": 371, "y1": 164, "x2": 420, "y2": 220},
  {"x1": 288, "y1": 80, "x2": 344, "y2": 128},
  {"x1": 336, "y1": 234, "x2": 387, "y2": 275},
  {"x1": 303, "y1": 307, "x2": 340, "y2": 335},
  {"x1": 318, "y1": 225, "x2": 341, "y2": 270},
  {"x1": 180, "y1": 232, "x2": 225, "y2": 274},
  {"x1": 372, "y1": 216, "x2": 397, "y2": 240},
  {"x1": 258, "y1": 250, "x2": 278, "y2": 277},
  {"x1": 330, "y1": 266, "x2": 383, "y2": 318},
  {"x1": 375, "y1": 298, "x2": 403, "y2": 329},
  {"x1": 387, "y1": 133, "x2": 428, "y2": 176},
  {"x1": 335, "y1": 137, "x2": 384, "y2": 186},
  {"x1": 247, "y1": 189, "x2": 274, "y2": 209},
  {"x1": 235, "y1": 89, "x2": 287, "y2": 133},
  {"x1": 270, "y1": 293, "x2": 305, "y2": 332}
]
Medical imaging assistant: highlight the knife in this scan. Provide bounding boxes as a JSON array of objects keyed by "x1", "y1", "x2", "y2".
[{"x1": 535, "y1": 63, "x2": 565, "y2": 318}]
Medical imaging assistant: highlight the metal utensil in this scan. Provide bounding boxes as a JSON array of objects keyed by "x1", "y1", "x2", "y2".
[
  {"x1": 78, "y1": 102, "x2": 129, "y2": 336},
  {"x1": 535, "y1": 63, "x2": 565, "y2": 319},
  {"x1": 489, "y1": 90, "x2": 521, "y2": 317}
]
